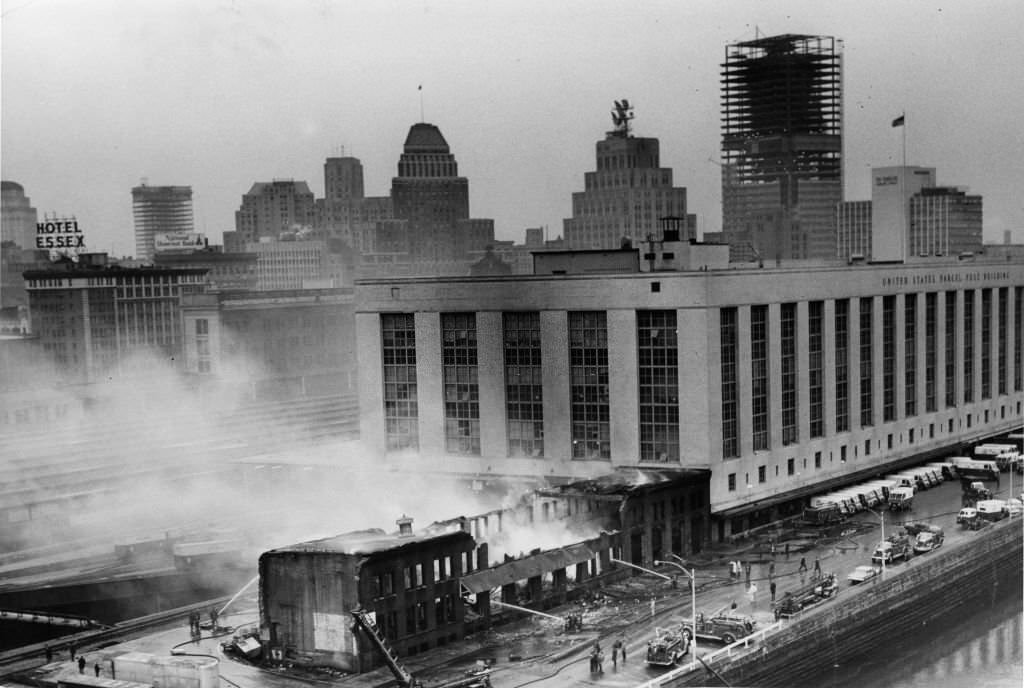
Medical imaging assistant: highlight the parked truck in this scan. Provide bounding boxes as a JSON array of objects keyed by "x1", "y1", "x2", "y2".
[
  {"x1": 872, "y1": 534, "x2": 913, "y2": 564},
  {"x1": 962, "y1": 480, "x2": 994, "y2": 507},
  {"x1": 801, "y1": 503, "x2": 845, "y2": 527},
  {"x1": 681, "y1": 611, "x2": 757, "y2": 646},
  {"x1": 888, "y1": 486, "x2": 915, "y2": 511}
]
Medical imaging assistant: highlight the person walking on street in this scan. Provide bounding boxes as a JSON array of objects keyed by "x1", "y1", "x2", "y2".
[
  {"x1": 94, "y1": 663, "x2": 101, "y2": 677},
  {"x1": 770, "y1": 580, "x2": 777, "y2": 602},
  {"x1": 77, "y1": 656, "x2": 86, "y2": 674},
  {"x1": 69, "y1": 645, "x2": 76, "y2": 661},
  {"x1": 798, "y1": 557, "x2": 808, "y2": 573},
  {"x1": 768, "y1": 561, "x2": 775, "y2": 581},
  {"x1": 747, "y1": 582, "x2": 758, "y2": 610},
  {"x1": 745, "y1": 562, "x2": 751, "y2": 585},
  {"x1": 813, "y1": 558, "x2": 822, "y2": 580},
  {"x1": 45, "y1": 645, "x2": 52, "y2": 663}
]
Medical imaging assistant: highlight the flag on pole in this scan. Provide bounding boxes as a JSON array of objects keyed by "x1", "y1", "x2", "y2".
[{"x1": 892, "y1": 114, "x2": 905, "y2": 128}]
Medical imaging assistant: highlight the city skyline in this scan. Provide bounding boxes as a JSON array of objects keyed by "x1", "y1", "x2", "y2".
[{"x1": 3, "y1": 0, "x2": 1023, "y2": 257}]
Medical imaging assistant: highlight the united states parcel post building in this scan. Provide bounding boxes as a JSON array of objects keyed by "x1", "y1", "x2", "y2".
[{"x1": 355, "y1": 252, "x2": 1023, "y2": 543}]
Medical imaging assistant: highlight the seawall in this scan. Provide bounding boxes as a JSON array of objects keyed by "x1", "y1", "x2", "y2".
[{"x1": 668, "y1": 517, "x2": 1023, "y2": 687}]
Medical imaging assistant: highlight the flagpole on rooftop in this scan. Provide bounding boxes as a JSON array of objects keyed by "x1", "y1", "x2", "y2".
[{"x1": 902, "y1": 112, "x2": 907, "y2": 261}]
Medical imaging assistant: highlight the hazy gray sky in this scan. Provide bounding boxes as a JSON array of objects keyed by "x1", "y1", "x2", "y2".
[{"x1": 3, "y1": 0, "x2": 1022, "y2": 256}]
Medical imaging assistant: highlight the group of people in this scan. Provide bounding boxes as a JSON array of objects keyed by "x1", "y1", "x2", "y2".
[
  {"x1": 45, "y1": 645, "x2": 101, "y2": 677},
  {"x1": 728, "y1": 559, "x2": 752, "y2": 584},
  {"x1": 589, "y1": 636, "x2": 627, "y2": 673}
]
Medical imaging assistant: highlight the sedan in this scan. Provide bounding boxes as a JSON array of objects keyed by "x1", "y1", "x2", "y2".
[{"x1": 847, "y1": 565, "x2": 879, "y2": 585}]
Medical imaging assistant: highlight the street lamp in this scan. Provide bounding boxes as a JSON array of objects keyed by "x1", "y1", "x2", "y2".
[
  {"x1": 654, "y1": 557, "x2": 697, "y2": 663},
  {"x1": 865, "y1": 506, "x2": 886, "y2": 578}
]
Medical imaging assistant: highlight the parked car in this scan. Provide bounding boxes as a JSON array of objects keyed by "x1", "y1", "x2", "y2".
[
  {"x1": 847, "y1": 565, "x2": 879, "y2": 585},
  {"x1": 957, "y1": 507, "x2": 977, "y2": 524}
]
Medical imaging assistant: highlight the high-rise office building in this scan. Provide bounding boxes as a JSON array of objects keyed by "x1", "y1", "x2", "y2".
[
  {"x1": 234, "y1": 181, "x2": 316, "y2": 244},
  {"x1": 721, "y1": 34, "x2": 842, "y2": 261},
  {"x1": 1, "y1": 181, "x2": 38, "y2": 250},
  {"x1": 390, "y1": 123, "x2": 471, "y2": 263},
  {"x1": 909, "y1": 187, "x2": 983, "y2": 258},
  {"x1": 132, "y1": 184, "x2": 194, "y2": 261},
  {"x1": 563, "y1": 101, "x2": 693, "y2": 249}
]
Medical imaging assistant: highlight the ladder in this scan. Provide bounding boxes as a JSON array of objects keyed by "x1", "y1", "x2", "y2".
[{"x1": 351, "y1": 609, "x2": 415, "y2": 687}]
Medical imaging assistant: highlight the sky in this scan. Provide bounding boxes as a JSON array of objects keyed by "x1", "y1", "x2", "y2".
[{"x1": 3, "y1": 0, "x2": 1023, "y2": 257}]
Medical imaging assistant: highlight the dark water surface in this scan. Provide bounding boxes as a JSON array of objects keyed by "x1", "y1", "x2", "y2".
[{"x1": 822, "y1": 581, "x2": 1022, "y2": 688}]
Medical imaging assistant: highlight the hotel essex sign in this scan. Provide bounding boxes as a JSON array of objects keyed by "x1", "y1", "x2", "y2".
[
  {"x1": 36, "y1": 218, "x2": 86, "y2": 250},
  {"x1": 881, "y1": 270, "x2": 1014, "y2": 288}
]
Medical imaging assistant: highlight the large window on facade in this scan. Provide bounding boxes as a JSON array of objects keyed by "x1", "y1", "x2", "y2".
[
  {"x1": 569, "y1": 311, "x2": 610, "y2": 460},
  {"x1": 638, "y1": 310, "x2": 679, "y2": 462},
  {"x1": 882, "y1": 295, "x2": 896, "y2": 423},
  {"x1": 945, "y1": 291, "x2": 957, "y2": 407},
  {"x1": 904, "y1": 294, "x2": 917, "y2": 417},
  {"x1": 835, "y1": 299, "x2": 850, "y2": 433},
  {"x1": 963, "y1": 290, "x2": 974, "y2": 404},
  {"x1": 925, "y1": 293, "x2": 937, "y2": 413},
  {"x1": 720, "y1": 307, "x2": 739, "y2": 458},
  {"x1": 808, "y1": 301, "x2": 824, "y2": 439},
  {"x1": 442, "y1": 313, "x2": 480, "y2": 456},
  {"x1": 382, "y1": 313, "x2": 418, "y2": 451},
  {"x1": 980, "y1": 289, "x2": 991, "y2": 399},
  {"x1": 751, "y1": 305, "x2": 770, "y2": 450},
  {"x1": 503, "y1": 312, "x2": 543, "y2": 458},
  {"x1": 860, "y1": 297, "x2": 874, "y2": 427},
  {"x1": 998, "y1": 288, "x2": 1008, "y2": 396},
  {"x1": 781, "y1": 302, "x2": 798, "y2": 445}
]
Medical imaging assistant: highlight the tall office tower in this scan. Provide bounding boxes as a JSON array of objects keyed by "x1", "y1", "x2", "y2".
[
  {"x1": 564, "y1": 101, "x2": 693, "y2": 249},
  {"x1": 316, "y1": 157, "x2": 392, "y2": 252},
  {"x1": 234, "y1": 180, "x2": 316, "y2": 244},
  {"x1": 1, "y1": 181, "x2": 38, "y2": 250},
  {"x1": 909, "y1": 187, "x2": 982, "y2": 257},
  {"x1": 132, "y1": 184, "x2": 194, "y2": 261},
  {"x1": 721, "y1": 34, "x2": 842, "y2": 261},
  {"x1": 390, "y1": 123, "x2": 471, "y2": 262}
]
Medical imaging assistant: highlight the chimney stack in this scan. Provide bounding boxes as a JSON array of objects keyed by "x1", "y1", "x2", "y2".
[{"x1": 396, "y1": 515, "x2": 414, "y2": 537}]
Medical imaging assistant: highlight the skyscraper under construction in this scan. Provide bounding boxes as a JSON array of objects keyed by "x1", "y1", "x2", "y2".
[{"x1": 720, "y1": 34, "x2": 842, "y2": 262}]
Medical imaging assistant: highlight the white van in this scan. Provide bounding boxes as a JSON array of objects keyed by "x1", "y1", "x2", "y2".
[
  {"x1": 828, "y1": 491, "x2": 863, "y2": 513},
  {"x1": 849, "y1": 486, "x2": 882, "y2": 508},
  {"x1": 886, "y1": 474, "x2": 918, "y2": 492},
  {"x1": 894, "y1": 471, "x2": 928, "y2": 490},
  {"x1": 917, "y1": 466, "x2": 943, "y2": 484},
  {"x1": 925, "y1": 462, "x2": 957, "y2": 480},
  {"x1": 866, "y1": 479, "x2": 898, "y2": 499}
]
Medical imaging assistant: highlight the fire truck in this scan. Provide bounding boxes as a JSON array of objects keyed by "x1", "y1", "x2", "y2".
[
  {"x1": 772, "y1": 573, "x2": 839, "y2": 619},
  {"x1": 645, "y1": 624, "x2": 689, "y2": 666},
  {"x1": 681, "y1": 610, "x2": 756, "y2": 645},
  {"x1": 871, "y1": 534, "x2": 913, "y2": 564}
]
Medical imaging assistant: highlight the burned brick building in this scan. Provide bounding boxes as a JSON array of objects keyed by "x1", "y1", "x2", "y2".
[{"x1": 258, "y1": 519, "x2": 480, "y2": 672}]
